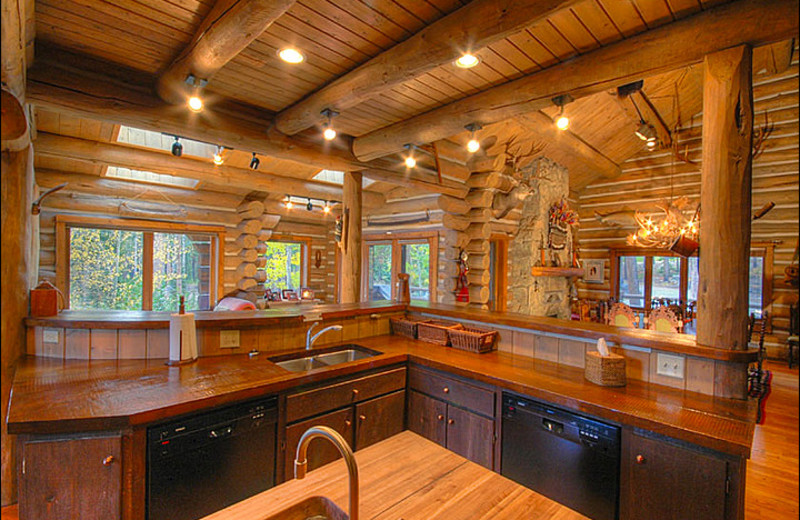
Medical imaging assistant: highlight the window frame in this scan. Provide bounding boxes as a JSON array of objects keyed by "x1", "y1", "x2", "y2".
[
  {"x1": 262, "y1": 235, "x2": 312, "y2": 291},
  {"x1": 55, "y1": 215, "x2": 225, "y2": 311},
  {"x1": 610, "y1": 243, "x2": 774, "y2": 316},
  {"x1": 361, "y1": 231, "x2": 438, "y2": 302}
]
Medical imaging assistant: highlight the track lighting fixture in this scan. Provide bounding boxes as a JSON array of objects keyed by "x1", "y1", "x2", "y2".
[
  {"x1": 323, "y1": 201, "x2": 331, "y2": 214},
  {"x1": 171, "y1": 136, "x2": 183, "y2": 157},
  {"x1": 551, "y1": 94, "x2": 573, "y2": 131},
  {"x1": 249, "y1": 152, "x2": 260, "y2": 170},
  {"x1": 321, "y1": 108, "x2": 339, "y2": 141},
  {"x1": 403, "y1": 144, "x2": 417, "y2": 169},
  {"x1": 455, "y1": 53, "x2": 480, "y2": 69},
  {"x1": 185, "y1": 74, "x2": 208, "y2": 113},
  {"x1": 213, "y1": 146, "x2": 224, "y2": 165},
  {"x1": 285, "y1": 195, "x2": 293, "y2": 209},
  {"x1": 306, "y1": 198, "x2": 314, "y2": 211},
  {"x1": 464, "y1": 123, "x2": 482, "y2": 153}
]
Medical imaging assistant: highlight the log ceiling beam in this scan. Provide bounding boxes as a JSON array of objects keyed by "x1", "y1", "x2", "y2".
[
  {"x1": 273, "y1": 0, "x2": 579, "y2": 135},
  {"x1": 351, "y1": 0, "x2": 799, "y2": 162},
  {"x1": 33, "y1": 132, "x2": 386, "y2": 208},
  {"x1": 157, "y1": 0, "x2": 296, "y2": 105}
]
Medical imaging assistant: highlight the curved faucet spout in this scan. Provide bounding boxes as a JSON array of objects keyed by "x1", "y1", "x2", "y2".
[
  {"x1": 306, "y1": 323, "x2": 343, "y2": 350},
  {"x1": 294, "y1": 426, "x2": 359, "y2": 520}
]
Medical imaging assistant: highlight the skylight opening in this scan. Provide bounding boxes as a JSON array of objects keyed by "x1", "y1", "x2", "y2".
[
  {"x1": 312, "y1": 169, "x2": 375, "y2": 188},
  {"x1": 106, "y1": 167, "x2": 199, "y2": 189},
  {"x1": 117, "y1": 126, "x2": 217, "y2": 159}
]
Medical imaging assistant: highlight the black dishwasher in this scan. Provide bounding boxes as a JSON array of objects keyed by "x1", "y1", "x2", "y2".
[
  {"x1": 147, "y1": 396, "x2": 277, "y2": 520},
  {"x1": 501, "y1": 394, "x2": 620, "y2": 520}
]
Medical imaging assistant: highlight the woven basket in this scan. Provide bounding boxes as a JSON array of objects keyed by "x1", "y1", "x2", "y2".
[
  {"x1": 417, "y1": 320, "x2": 463, "y2": 345},
  {"x1": 448, "y1": 326, "x2": 498, "y2": 354},
  {"x1": 585, "y1": 351, "x2": 627, "y2": 387},
  {"x1": 390, "y1": 316, "x2": 424, "y2": 339}
]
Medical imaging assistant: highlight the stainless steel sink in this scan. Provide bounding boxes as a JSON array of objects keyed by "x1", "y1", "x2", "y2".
[{"x1": 269, "y1": 344, "x2": 382, "y2": 373}]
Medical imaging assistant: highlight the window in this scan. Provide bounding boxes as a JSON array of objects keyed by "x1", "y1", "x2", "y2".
[
  {"x1": 57, "y1": 216, "x2": 223, "y2": 311},
  {"x1": 362, "y1": 232, "x2": 437, "y2": 302},
  {"x1": 612, "y1": 245, "x2": 773, "y2": 315},
  {"x1": 262, "y1": 239, "x2": 308, "y2": 292}
]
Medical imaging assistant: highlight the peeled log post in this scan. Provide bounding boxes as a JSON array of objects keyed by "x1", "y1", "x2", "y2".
[
  {"x1": 696, "y1": 45, "x2": 753, "y2": 400},
  {"x1": 340, "y1": 172, "x2": 362, "y2": 303}
]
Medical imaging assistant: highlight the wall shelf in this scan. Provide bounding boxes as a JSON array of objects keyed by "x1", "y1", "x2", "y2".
[{"x1": 530, "y1": 267, "x2": 584, "y2": 277}]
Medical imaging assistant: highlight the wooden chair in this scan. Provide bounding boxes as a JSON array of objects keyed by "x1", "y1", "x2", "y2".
[
  {"x1": 606, "y1": 302, "x2": 639, "y2": 328},
  {"x1": 748, "y1": 312, "x2": 772, "y2": 423},
  {"x1": 646, "y1": 306, "x2": 683, "y2": 333}
]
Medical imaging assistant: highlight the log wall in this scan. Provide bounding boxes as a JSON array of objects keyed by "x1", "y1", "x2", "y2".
[{"x1": 575, "y1": 55, "x2": 799, "y2": 361}]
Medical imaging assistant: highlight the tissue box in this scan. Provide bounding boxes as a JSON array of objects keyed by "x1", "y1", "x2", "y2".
[{"x1": 585, "y1": 351, "x2": 626, "y2": 387}]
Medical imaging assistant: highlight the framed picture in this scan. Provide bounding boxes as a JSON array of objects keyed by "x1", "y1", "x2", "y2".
[
  {"x1": 282, "y1": 289, "x2": 298, "y2": 301},
  {"x1": 584, "y1": 259, "x2": 605, "y2": 283}
]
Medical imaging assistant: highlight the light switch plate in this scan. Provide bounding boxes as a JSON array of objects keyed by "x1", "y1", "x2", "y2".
[
  {"x1": 656, "y1": 353, "x2": 685, "y2": 378},
  {"x1": 220, "y1": 330, "x2": 240, "y2": 349},
  {"x1": 43, "y1": 329, "x2": 59, "y2": 343}
]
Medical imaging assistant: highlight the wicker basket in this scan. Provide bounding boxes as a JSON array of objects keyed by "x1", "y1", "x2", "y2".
[
  {"x1": 390, "y1": 315, "x2": 424, "y2": 339},
  {"x1": 416, "y1": 320, "x2": 463, "y2": 345},
  {"x1": 448, "y1": 326, "x2": 498, "y2": 353},
  {"x1": 585, "y1": 351, "x2": 627, "y2": 387}
]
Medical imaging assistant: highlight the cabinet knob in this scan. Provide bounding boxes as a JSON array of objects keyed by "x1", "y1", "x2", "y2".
[
  {"x1": 352, "y1": 389, "x2": 359, "y2": 398},
  {"x1": 635, "y1": 454, "x2": 646, "y2": 464},
  {"x1": 345, "y1": 420, "x2": 352, "y2": 427},
  {"x1": 102, "y1": 455, "x2": 115, "y2": 466},
  {"x1": 448, "y1": 419, "x2": 455, "y2": 425},
  {"x1": 359, "y1": 414, "x2": 367, "y2": 421},
  {"x1": 443, "y1": 387, "x2": 450, "y2": 394},
  {"x1": 437, "y1": 414, "x2": 444, "y2": 421}
]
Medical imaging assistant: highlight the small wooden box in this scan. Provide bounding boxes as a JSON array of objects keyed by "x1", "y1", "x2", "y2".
[
  {"x1": 585, "y1": 351, "x2": 626, "y2": 387},
  {"x1": 30, "y1": 287, "x2": 59, "y2": 317}
]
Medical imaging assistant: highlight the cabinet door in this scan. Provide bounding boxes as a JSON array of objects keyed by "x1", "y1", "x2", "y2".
[
  {"x1": 623, "y1": 432, "x2": 728, "y2": 520},
  {"x1": 20, "y1": 435, "x2": 122, "y2": 520},
  {"x1": 407, "y1": 390, "x2": 447, "y2": 447},
  {"x1": 355, "y1": 390, "x2": 406, "y2": 450},
  {"x1": 284, "y1": 408, "x2": 354, "y2": 481},
  {"x1": 446, "y1": 406, "x2": 494, "y2": 470}
]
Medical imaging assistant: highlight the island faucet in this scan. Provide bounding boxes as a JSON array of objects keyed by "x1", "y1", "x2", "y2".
[
  {"x1": 294, "y1": 426, "x2": 359, "y2": 520},
  {"x1": 306, "y1": 322, "x2": 342, "y2": 350}
]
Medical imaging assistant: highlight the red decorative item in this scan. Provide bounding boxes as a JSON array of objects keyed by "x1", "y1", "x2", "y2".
[
  {"x1": 455, "y1": 250, "x2": 469, "y2": 303},
  {"x1": 30, "y1": 281, "x2": 64, "y2": 317}
]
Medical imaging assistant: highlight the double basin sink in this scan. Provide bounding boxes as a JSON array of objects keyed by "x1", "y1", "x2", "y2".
[{"x1": 269, "y1": 344, "x2": 382, "y2": 372}]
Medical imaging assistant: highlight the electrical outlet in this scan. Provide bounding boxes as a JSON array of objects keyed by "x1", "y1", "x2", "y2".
[
  {"x1": 656, "y1": 353, "x2": 685, "y2": 378},
  {"x1": 220, "y1": 330, "x2": 240, "y2": 349},
  {"x1": 43, "y1": 329, "x2": 59, "y2": 343}
]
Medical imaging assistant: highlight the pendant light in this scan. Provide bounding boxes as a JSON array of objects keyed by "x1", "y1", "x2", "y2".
[
  {"x1": 403, "y1": 144, "x2": 417, "y2": 169},
  {"x1": 185, "y1": 74, "x2": 208, "y2": 113},
  {"x1": 465, "y1": 123, "x2": 482, "y2": 153},
  {"x1": 551, "y1": 94, "x2": 573, "y2": 131},
  {"x1": 321, "y1": 108, "x2": 339, "y2": 141}
]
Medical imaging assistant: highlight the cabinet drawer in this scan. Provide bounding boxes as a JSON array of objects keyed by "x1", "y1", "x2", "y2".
[
  {"x1": 286, "y1": 367, "x2": 406, "y2": 423},
  {"x1": 284, "y1": 407, "x2": 354, "y2": 481},
  {"x1": 408, "y1": 367, "x2": 494, "y2": 417}
]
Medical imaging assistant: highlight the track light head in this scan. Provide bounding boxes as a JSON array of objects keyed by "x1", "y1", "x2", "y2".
[
  {"x1": 323, "y1": 201, "x2": 331, "y2": 214},
  {"x1": 250, "y1": 152, "x2": 260, "y2": 170},
  {"x1": 285, "y1": 195, "x2": 293, "y2": 209},
  {"x1": 171, "y1": 136, "x2": 183, "y2": 157},
  {"x1": 213, "y1": 146, "x2": 224, "y2": 165},
  {"x1": 306, "y1": 198, "x2": 314, "y2": 211}
]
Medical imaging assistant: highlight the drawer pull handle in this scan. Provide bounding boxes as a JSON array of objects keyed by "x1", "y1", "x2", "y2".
[
  {"x1": 447, "y1": 419, "x2": 455, "y2": 425},
  {"x1": 359, "y1": 415, "x2": 367, "y2": 421},
  {"x1": 443, "y1": 387, "x2": 450, "y2": 394},
  {"x1": 635, "y1": 455, "x2": 646, "y2": 464},
  {"x1": 102, "y1": 455, "x2": 115, "y2": 466},
  {"x1": 437, "y1": 414, "x2": 444, "y2": 421}
]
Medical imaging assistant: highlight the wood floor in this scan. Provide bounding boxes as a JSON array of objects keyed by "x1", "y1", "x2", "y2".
[{"x1": 1, "y1": 362, "x2": 797, "y2": 520}]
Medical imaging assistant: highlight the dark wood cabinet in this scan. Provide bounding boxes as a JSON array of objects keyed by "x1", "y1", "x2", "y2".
[
  {"x1": 19, "y1": 434, "x2": 122, "y2": 520},
  {"x1": 620, "y1": 429, "x2": 743, "y2": 520},
  {"x1": 355, "y1": 390, "x2": 406, "y2": 450},
  {"x1": 284, "y1": 407, "x2": 354, "y2": 481},
  {"x1": 407, "y1": 366, "x2": 497, "y2": 470}
]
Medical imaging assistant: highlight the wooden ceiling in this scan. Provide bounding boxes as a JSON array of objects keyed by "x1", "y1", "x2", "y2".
[{"x1": 29, "y1": 0, "x2": 798, "y2": 194}]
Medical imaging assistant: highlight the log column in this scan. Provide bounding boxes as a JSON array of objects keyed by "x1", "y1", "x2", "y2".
[
  {"x1": 696, "y1": 45, "x2": 753, "y2": 399},
  {"x1": 340, "y1": 172, "x2": 362, "y2": 303}
]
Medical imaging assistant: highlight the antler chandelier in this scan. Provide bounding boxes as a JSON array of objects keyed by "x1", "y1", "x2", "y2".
[{"x1": 627, "y1": 209, "x2": 698, "y2": 249}]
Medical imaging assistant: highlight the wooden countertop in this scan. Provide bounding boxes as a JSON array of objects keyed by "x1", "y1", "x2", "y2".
[
  {"x1": 201, "y1": 431, "x2": 588, "y2": 520},
  {"x1": 6, "y1": 335, "x2": 755, "y2": 457}
]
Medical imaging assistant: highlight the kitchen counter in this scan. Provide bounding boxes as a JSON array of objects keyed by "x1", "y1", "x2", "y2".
[
  {"x1": 7, "y1": 334, "x2": 755, "y2": 457},
  {"x1": 200, "y1": 430, "x2": 589, "y2": 520}
]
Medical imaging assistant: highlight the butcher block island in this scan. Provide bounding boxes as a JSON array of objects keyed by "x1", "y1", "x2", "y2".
[{"x1": 200, "y1": 431, "x2": 589, "y2": 520}]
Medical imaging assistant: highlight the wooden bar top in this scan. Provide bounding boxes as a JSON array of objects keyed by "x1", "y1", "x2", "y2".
[
  {"x1": 6, "y1": 335, "x2": 755, "y2": 457},
  {"x1": 201, "y1": 431, "x2": 589, "y2": 520}
]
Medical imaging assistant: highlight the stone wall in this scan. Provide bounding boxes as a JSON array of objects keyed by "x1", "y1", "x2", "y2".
[{"x1": 508, "y1": 158, "x2": 573, "y2": 319}]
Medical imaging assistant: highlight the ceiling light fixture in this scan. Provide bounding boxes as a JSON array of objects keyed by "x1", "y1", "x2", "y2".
[
  {"x1": 285, "y1": 195, "x2": 293, "y2": 209},
  {"x1": 249, "y1": 152, "x2": 260, "y2": 170},
  {"x1": 551, "y1": 94, "x2": 573, "y2": 131},
  {"x1": 465, "y1": 123, "x2": 482, "y2": 153},
  {"x1": 306, "y1": 198, "x2": 314, "y2": 211},
  {"x1": 629, "y1": 96, "x2": 658, "y2": 145},
  {"x1": 185, "y1": 74, "x2": 208, "y2": 113},
  {"x1": 403, "y1": 144, "x2": 417, "y2": 169},
  {"x1": 213, "y1": 146, "x2": 224, "y2": 165},
  {"x1": 171, "y1": 136, "x2": 183, "y2": 157},
  {"x1": 321, "y1": 108, "x2": 339, "y2": 141},
  {"x1": 455, "y1": 53, "x2": 480, "y2": 69},
  {"x1": 278, "y1": 47, "x2": 305, "y2": 64}
]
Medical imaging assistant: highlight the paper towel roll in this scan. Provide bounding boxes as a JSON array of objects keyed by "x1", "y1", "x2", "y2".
[
  {"x1": 169, "y1": 312, "x2": 198, "y2": 363},
  {"x1": 596, "y1": 337, "x2": 610, "y2": 357}
]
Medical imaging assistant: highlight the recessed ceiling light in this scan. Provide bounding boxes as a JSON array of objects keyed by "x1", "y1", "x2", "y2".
[
  {"x1": 187, "y1": 95, "x2": 204, "y2": 112},
  {"x1": 278, "y1": 48, "x2": 305, "y2": 64},
  {"x1": 455, "y1": 53, "x2": 480, "y2": 69}
]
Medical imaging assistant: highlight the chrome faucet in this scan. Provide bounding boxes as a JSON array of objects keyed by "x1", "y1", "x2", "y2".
[
  {"x1": 306, "y1": 322, "x2": 343, "y2": 350},
  {"x1": 294, "y1": 426, "x2": 359, "y2": 520}
]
